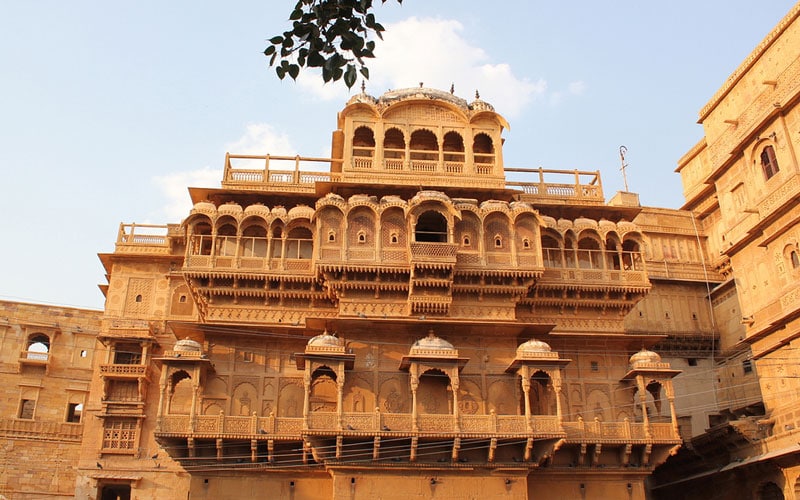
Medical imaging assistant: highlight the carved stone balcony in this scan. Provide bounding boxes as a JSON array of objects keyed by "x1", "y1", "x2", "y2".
[
  {"x1": 155, "y1": 411, "x2": 677, "y2": 445},
  {"x1": 99, "y1": 363, "x2": 149, "y2": 379},
  {"x1": 409, "y1": 242, "x2": 458, "y2": 265},
  {"x1": 0, "y1": 418, "x2": 83, "y2": 442}
]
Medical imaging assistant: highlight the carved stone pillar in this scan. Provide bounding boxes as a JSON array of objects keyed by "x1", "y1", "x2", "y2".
[
  {"x1": 636, "y1": 376, "x2": 651, "y2": 438},
  {"x1": 302, "y1": 368, "x2": 311, "y2": 430},
  {"x1": 553, "y1": 372, "x2": 564, "y2": 428},
  {"x1": 520, "y1": 367, "x2": 532, "y2": 432},
  {"x1": 410, "y1": 366, "x2": 419, "y2": 432}
]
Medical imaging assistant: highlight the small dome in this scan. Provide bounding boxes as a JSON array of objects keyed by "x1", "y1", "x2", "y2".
[
  {"x1": 217, "y1": 203, "x2": 243, "y2": 217},
  {"x1": 630, "y1": 349, "x2": 661, "y2": 366},
  {"x1": 470, "y1": 90, "x2": 495, "y2": 112},
  {"x1": 307, "y1": 330, "x2": 342, "y2": 348},
  {"x1": 517, "y1": 338, "x2": 552, "y2": 355},
  {"x1": 174, "y1": 338, "x2": 202, "y2": 352},
  {"x1": 413, "y1": 330, "x2": 454, "y2": 351}
]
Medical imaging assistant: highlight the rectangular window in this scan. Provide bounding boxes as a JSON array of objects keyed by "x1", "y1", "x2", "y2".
[
  {"x1": 590, "y1": 361, "x2": 599, "y2": 372},
  {"x1": 743, "y1": 359, "x2": 753, "y2": 374},
  {"x1": 102, "y1": 418, "x2": 138, "y2": 451},
  {"x1": 66, "y1": 403, "x2": 83, "y2": 423},
  {"x1": 18, "y1": 399, "x2": 35, "y2": 419},
  {"x1": 761, "y1": 146, "x2": 779, "y2": 179},
  {"x1": 113, "y1": 343, "x2": 143, "y2": 365}
]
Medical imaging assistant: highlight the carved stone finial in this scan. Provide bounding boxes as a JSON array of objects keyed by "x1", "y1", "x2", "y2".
[
  {"x1": 419, "y1": 82, "x2": 424, "y2": 88},
  {"x1": 450, "y1": 83, "x2": 455, "y2": 94},
  {"x1": 361, "y1": 80, "x2": 366, "y2": 93},
  {"x1": 475, "y1": 90, "x2": 480, "y2": 99}
]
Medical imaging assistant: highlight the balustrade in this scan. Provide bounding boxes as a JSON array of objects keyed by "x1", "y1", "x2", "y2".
[
  {"x1": 155, "y1": 411, "x2": 676, "y2": 443},
  {"x1": 0, "y1": 418, "x2": 83, "y2": 441}
]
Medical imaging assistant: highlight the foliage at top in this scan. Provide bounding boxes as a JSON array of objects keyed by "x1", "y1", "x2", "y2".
[{"x1": 264, "y1": 0, "x2": 402, "y2": 88}]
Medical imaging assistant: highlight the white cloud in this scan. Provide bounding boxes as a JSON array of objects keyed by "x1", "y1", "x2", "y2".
[
  {"x1": 152, "y1": 123, "x2": 300, "y2": 221},
  {"x1": 224, "y1": 123, "x2": 296, "y2": 156},
  {"x1": 152, "y1": 166, "x2": 221, "y2": 222},
  {"x1": 297, "y1": 17, "x2": 546, "y2": 118},
  {"x1": 568, "y1": 81, "x2": 587, "y2": 96}
]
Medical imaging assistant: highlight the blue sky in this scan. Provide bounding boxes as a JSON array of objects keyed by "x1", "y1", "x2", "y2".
[{"x1": 0, "y1": 1, "x2": 796, "y2": 310}]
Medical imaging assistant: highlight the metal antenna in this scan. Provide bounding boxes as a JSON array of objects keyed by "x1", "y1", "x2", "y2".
[{"x1": 619, "y1": 145, "x2": 629, "y2": 192}]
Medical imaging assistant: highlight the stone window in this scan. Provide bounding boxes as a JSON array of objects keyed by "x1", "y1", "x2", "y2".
[
  {"x1": 743, "y1": 359, "x2": 753, "y2": 374},
  {"x1": 102, "y1": 418, "x2": 138, "y2": 452},
  {"x1": 328, "y1": 231, "x2": 336, "y2": 243},
  {"x1": 760, "y1": 145, "x2": 779, "y2": 180},
  {"x1": 26, "y1": 333, "x2": 50, "y2": 360},
  {"x1": 357, "y1": 230, "x2": 367, "y2": 244},
  {"x1": 66, "y1": 403, "x2": 83, "y2": 423},
  {"x1": 415, "y1": 211, "x2": 448, "y2": 243},
  {"x1": 791, "y1": 250, "x2": 800, "y2": 269},
  {"x1": 114, "y1": 343, "x2": 143, "y2": 365},
  {"x1": 494, "y1": 235, "x2": 503, "y2": 248},
  {"x1": 18, "y1": 398, "x2": 35, "y2": 419}
]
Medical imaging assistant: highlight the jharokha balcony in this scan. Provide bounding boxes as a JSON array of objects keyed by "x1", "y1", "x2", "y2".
[{"x1": 154, "y1": 336, "x2": 680, "y2": 471}]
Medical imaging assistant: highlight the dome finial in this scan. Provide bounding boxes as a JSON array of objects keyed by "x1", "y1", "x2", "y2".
[
  {"x1": 419, "y1": 81, "x2": 424, "y2": 88},
  {"x1": 450, "y1": 83, "x2": 455, "y2": 94},
  {"x1": 361, "y1": 80, "x2": 366, "y2": 93},
  {"x1": 475, "y1": 90, "x2": 480, "y2": 99}
]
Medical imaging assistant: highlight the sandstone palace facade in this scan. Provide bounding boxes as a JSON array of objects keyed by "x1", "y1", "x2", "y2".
[{"x1": 2, "y1": 4, "x2": 800, "y2": 499}]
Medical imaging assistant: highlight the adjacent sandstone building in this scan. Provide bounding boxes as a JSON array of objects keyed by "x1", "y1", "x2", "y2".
[
  {"x1": 1, "y1": 3, "x2": 799, "y2": 499},
  {"x1": 650, "y1": 3, "x2": 800, "y2": 498}
]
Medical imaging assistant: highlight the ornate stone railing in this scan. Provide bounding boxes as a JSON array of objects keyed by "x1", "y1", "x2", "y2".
[
  {"x1": 0, "y1": 418, "x2": 83, "y2": 441},
  {"x1": 409, "y1": 242, "x2": 458, "y2": 263},
  {"x1": 99, "y1": 364, "x2": 148, "y2": 377},
  {"x1": 506, "y1": 168, "x2": 604, "y2": 203},
  {"x1": 156, "y1": 412, "x2": 677, "y2": 443},
  {"x1": 115, "y1": 223, "x2": 172, "y2": 255}
]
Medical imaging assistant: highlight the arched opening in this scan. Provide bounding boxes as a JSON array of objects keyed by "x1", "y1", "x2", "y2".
[
  {"x1": 646, "y1": 381, "x2": 664, "y2": 417},
  {"x1": 622, "y1": 239, "x2": 642, "y2": 270},
  {"x1": 310, "y1": 366, "x2": 338, "y2": 412},
  {"x1": 384, "y1": 128, "x2": 405, "y2": 158},
  {"x1": 472, "y1": 133, "x2": 494, "y2": 164},
  {"x1": 352, "y1": 126, "x2": 375, "y2": 157},
  {"x1": 577, "y1": 237, "x2": 602, "y2": 269},
  {"x1": 791, "y1": 250, "x2": 800, "y2": 269},
  {"x1": 100, "y1": 483, "x2": 132, "y2": 500},
  {"x1": 286, "y1": 227, "x2": 313, "y2": 259},
  {"x1": 169, "y1": 371, "x2": 193, "y2": 415},
  {"x1": 215, "y1": 222, "x2": 237, "y2": 257},
  {"x1": 418, "y1": 369, "x2": 451, "y2": 414},
  {"x1": 442, "y1": 131, "x2": 465, "y2": 163},
  {"x1": 541, "y1": 234, "x2": 561, "y2": 267},
  {"x1": 522, "y1": 371, "x2": 555, "y2": 415},
  {"x1": 758, "y1": 481, "x2": 784, "y2": 500},
  {"x1": 26, "y1": 333, "x2": 50, "y2": 360},
  {"x1": 241, "y1": 224, "x2": 267, "y2": 258},
  {"x1": 190, "y1": 220, "x2": 213, "y2": 255},
  {"x1": 760, "y1": 145, "x2": 780, "y2": 180},
  {"x1": 415, "y1": 211, "x2": 448, "y2": 243},
  {"x1": 410, "y1": 129, "x2": 438, "y2": 165}
]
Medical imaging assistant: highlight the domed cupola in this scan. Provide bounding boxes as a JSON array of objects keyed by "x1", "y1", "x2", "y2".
[
  {"x1": 469, "y1": 90, "x2": 495, "y2": 112},
  {"x1": 295, "y1": 330, "x2": 355, "y2": 370}
]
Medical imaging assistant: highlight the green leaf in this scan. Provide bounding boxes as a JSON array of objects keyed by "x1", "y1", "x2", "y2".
[
  {"x1": 288, "y1": 64, "x2": 300, "y2": 80},
  {"x1": 344, "y1": 64, "x2": 357, "y2": 88},
  {"x1": 269, "y1": 36, "x2": 283, "y2": 45},
  {"x1": 359, "y1": 66, "x2": 369, "y2": 80},
  {"x1": 263, "y1": 45, "x2": 276, "y2": 56},
  {"x1": 289, "y1": 8, "x2": 303, "y2": 20}
]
